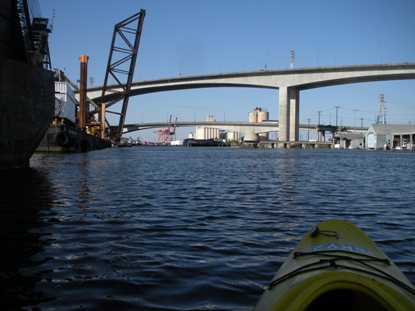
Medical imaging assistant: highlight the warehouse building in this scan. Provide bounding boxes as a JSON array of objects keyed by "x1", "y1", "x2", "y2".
[{"x1": 366, "y1": 124, "x2": 415, "y2": 150}]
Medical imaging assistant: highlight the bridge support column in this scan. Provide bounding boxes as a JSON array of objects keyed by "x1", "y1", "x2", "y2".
[
  {"x1": 289, "y1": 88, "x2": 300, "y2": 142},
  {"x1": 278, "y1": 87, "x2": 299, "y2": 146}
]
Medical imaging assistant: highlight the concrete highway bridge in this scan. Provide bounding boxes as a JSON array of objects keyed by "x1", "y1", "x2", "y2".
[
  {"x1": 86, "y1": 63, "x2": 415, "y2": 145},
  {"x1": 117, "y1": 121, "x2": 368, "y2": 136}
]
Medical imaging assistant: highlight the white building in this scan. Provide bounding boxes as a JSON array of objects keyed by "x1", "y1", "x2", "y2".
[
  {"x1": 366, "y1": 124, "x2": 415, "y2": 150},
  {"x1": 195, "y1": 126, "x2": 220, "y2": 139},
  {"x1": 226, "y1": 131, "x2": 241, "y2": 141},
  {"x1": 334, "y1": 133, "x2": 365, "y2": 149},
  {"x1": 195, "y1": 115, "x2": 220, "y2": 139}
]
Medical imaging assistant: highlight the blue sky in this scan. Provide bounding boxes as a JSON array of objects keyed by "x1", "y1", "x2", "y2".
[{"x1": 38, "y1": 0, "x2": 415, "y2": 141}]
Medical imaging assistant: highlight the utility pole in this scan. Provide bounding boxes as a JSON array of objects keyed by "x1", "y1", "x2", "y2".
[
  {"x1": 265, "y1": 53, "x2": 269, "y2": 70},
  {"x1": 352, "y1": 109, "x2": 358, "y2": 126},
  {"x1": 334, "y1": 106, "x2": 340, "y2": 127},
  {"x1": 219, "y1": 58, "x2": 223, "y2": 74},
  {"x1": 317, "y1": 111, "x2": 322, "y2": 125}
]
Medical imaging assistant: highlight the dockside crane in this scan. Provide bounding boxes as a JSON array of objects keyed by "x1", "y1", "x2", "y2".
[{"x1": 155, "y1": 115, "x2": 177, "y2": 144}]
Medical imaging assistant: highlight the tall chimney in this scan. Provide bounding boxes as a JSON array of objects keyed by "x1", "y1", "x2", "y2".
[{"x1": 79, "y1": 54, "x2": 89, "y2": 130}]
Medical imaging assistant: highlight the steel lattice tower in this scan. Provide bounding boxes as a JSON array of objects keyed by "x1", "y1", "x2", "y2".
[{"x1": 376, "y1": 94, "x2": 387, "y2": 124}]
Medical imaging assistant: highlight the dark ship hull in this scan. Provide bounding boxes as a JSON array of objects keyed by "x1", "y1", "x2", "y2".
[
  {"x1": 0, "y1": 56, "x2": 54, "y2": 169},
  {"x1": 0, "y1": 0, "x2": 54, "y2": 169}
]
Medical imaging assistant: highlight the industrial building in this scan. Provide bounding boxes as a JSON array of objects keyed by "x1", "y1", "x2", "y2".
[
  {"x1": 366, "y1": 124, "x2": 415, "y2": 150},
  {"x1": 334, "y1": 132, "x2": 365, "y2": 149},
  {"x1": 195, "y1": 115, "x2": 220, "y2": 139},
  {"x1": 248, "y1": 107, "x2": 269, "y2": 140}
]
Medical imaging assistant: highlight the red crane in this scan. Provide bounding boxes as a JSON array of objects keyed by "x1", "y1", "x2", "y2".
[{"x1": 155, "y1": 115, "x2": 177, "y2": 144}]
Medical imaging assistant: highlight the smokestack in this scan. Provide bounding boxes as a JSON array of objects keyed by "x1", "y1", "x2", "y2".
[{"x1": 79, "y1": 54, "x2": 89, "y2": 130}]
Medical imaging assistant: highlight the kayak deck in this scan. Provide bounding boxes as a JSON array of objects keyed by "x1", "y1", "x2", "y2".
[{"x1": 255, "y1": 219, "x2": 415, "y2": 311}]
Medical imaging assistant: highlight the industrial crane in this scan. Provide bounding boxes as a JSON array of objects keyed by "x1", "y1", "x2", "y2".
[{"x1": 155, "y1": 115, "x2": 177, "y2": 144}]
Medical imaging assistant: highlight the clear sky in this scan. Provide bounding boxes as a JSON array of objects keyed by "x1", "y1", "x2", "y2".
[{"x1": 38, "y1": 0, "x2": 415, "y2": 141}]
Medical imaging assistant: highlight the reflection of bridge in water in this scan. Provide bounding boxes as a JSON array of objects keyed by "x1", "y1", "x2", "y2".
[{"x1": 118, "y1": 121, "x2": 368, "y2": 136}]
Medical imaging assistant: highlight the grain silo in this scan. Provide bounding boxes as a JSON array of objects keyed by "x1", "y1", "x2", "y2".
[
  {"x1": 248, "y1": 107, "x2": 269, "y2": 140},
  {"x1": 248, "y1": 109, "x2": 258, "y2": 123}
]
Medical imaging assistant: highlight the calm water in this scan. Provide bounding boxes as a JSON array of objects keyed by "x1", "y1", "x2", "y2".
[{"x1": 1, "y1": 147, "x2": 414, "y2": 310}]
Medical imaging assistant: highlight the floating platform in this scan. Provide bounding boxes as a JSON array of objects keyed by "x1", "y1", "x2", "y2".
[
  {"x1": 36, "y1": 124, "x2": 111, "y2": 152},
  {"x1": 182, "y1": 138, "x2": 229, "y2": 147}
]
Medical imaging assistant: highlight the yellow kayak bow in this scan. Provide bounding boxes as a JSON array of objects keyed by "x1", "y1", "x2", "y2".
[{"x1": 255, "y1": 219, "x2": 415, "y2": 311}]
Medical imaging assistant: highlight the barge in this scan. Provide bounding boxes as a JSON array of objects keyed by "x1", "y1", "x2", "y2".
[
  {"x1": 36, "y1": 76, "x2": 111, "y2": 152},
  {"x1": 183, "y1": 138, "x2": 229, "y2": 147}
]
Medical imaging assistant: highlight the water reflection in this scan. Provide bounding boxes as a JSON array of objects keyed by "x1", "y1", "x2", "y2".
[
  {"x1": 0, "y1": 168, "x2": 54, "y2": 308},
  {"x1": 77, "y1": 155, "x2": 91, "y2": 208}
]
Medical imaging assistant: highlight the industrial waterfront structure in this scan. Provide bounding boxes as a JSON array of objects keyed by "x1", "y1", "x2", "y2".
[
  {"x1": 193, "y1": 107, "x2": 269, "y2": 142},
  {"x1": 36, "y1": 69, "x2": 111, "y2": 152},
  {"x1": 195, "y1": 115, "x2": 221, "y2": 140},
  {"x1": 36, "y1": 10, "x2": 146, "y2": 151},
  {"x1": 120, "y1": 118, "x2": 415, "y2": 150}
]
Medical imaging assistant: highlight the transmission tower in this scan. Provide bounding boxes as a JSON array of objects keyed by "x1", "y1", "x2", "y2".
[
  {"x1": 376, "y1": 94, "x2": 387, "y2": 124},
  {"x1": 290, "y1": 50, "x2": 295, "y2": 69}
]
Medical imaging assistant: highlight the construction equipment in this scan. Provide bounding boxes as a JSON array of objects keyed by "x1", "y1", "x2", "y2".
[{"x1": 16, "y1": 0, "x2": 52, "y2": 68}]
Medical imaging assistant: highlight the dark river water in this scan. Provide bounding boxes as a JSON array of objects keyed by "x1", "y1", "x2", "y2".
[{"x1": 1, "y1": 147, "x2": 414, "y2": 310}]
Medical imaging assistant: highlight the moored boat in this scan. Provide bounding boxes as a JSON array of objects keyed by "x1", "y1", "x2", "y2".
[{"x1": 255, "y1": 219, "x2": 415, "y2": 310}]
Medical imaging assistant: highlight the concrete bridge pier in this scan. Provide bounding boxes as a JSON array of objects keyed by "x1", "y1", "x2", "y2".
[{"x1": 278, "y1": 86, "x2": 300, "y2": 147}]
